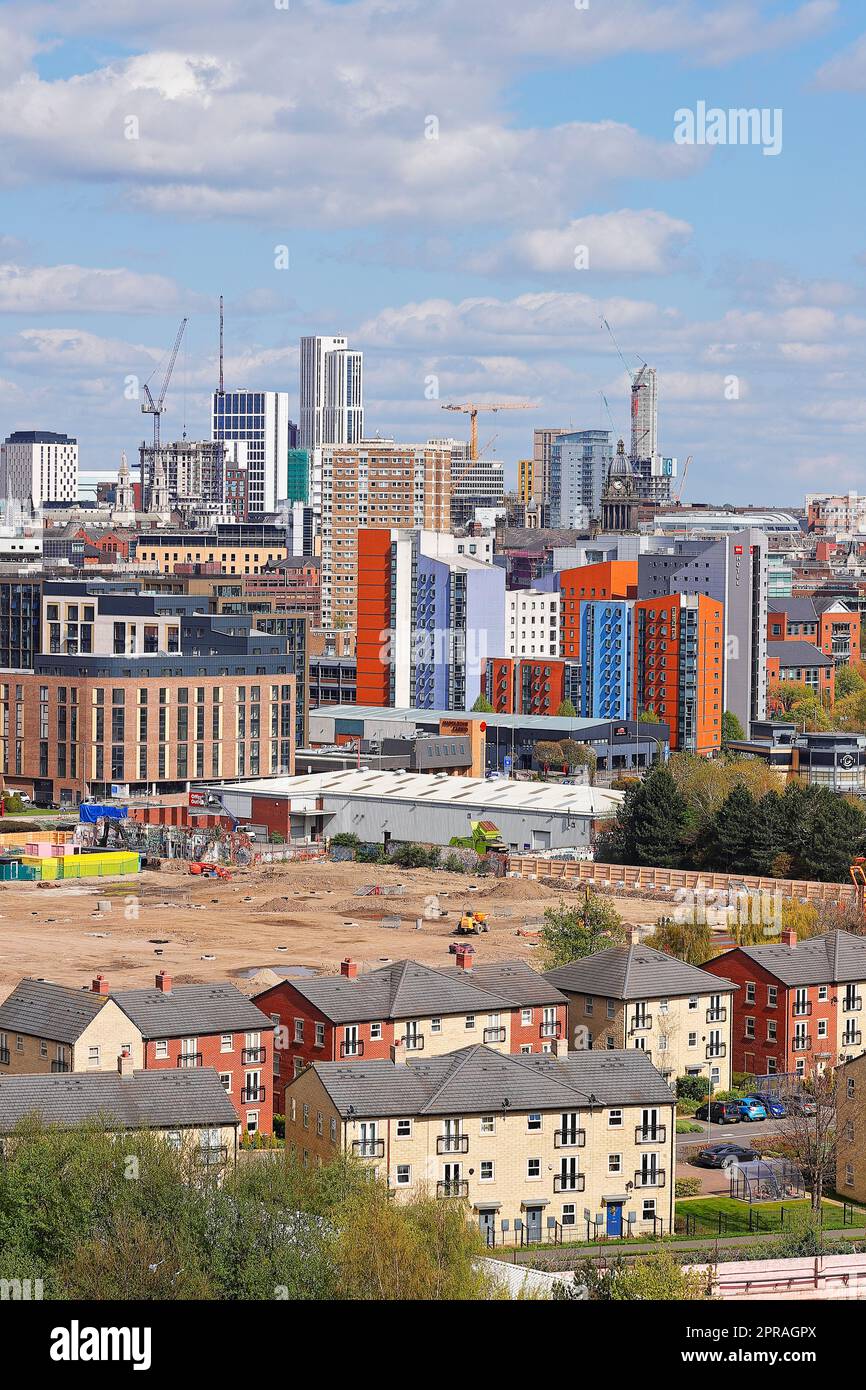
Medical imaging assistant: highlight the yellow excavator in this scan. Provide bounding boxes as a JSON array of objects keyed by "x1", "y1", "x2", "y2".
[{"x1": 455, "y1": 907, "x2": 490, "y2": 936}]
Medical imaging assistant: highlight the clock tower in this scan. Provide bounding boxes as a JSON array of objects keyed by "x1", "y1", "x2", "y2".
[{"x1": 600, "y1": 438, "x2": 639, "y2": 534}]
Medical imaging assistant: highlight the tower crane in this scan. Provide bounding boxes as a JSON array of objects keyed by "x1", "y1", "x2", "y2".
[
  {"x1": 673, "y1": 455, "x2": 693, "y2": 504},
  {"x1": 441, "y1": 401, "x2": 537, "y2": 461},
  {"x1": 141, "y1": 317, "x2": 188, "y2": 450}
]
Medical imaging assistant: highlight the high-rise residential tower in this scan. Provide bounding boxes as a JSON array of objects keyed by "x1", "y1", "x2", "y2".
[
  {"x1": 299, "y1": 336, "x2": 364, "y2": 449},
  {"x1": 212, "y1": 390, "x2": 289, "y2": 515},
  {"x1": 630, "y1": 365, "x2": 658, "y2": 463},
  {"x1": 1, "y1": 431, "x2": 78, "y2": 509}
]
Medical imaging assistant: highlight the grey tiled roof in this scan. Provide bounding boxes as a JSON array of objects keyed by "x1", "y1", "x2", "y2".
[
  {"x1": 276, "y1": 960, "x2": 514, "y2": 1025},
  {"x1": 112, "y1": 984, "x2": 274, "y2": 1040},
  {"x1": 439, "y1": 960, "x2": 568, "y2": 1008},
  {"x1": 0, "y1": 978, "x2": 111, "y2": 1044},
  {"x1": 544, "y1": 945, "x2": 737, "y2": 1001},
  {"x1": 0, "y1": 1067, "x2": 239, "y2": 1132},
  {"x1": 767, "y1": 598, "x2": 817, "y2": 622},
  {"x1": 728, "y1": 930, "x2": 866, "y2": 987},
  {"x1": 311, "y1": 1044, "x2": 674, "y2": 1119},
  {"x1": 767, "y1": 640, "x2": 831, "y2": 668}
]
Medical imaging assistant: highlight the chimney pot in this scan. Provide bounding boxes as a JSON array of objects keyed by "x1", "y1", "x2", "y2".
[
  {"x1": 390, "y1": 1039, "x2": 407, "y2": 1065},
  {"x1": 341, "y1": 958, "x2": 358, "y2": 979},
  {"x1": 91, "y1": 974, "x2": 110, "y2": 995},
  {"x1": 630, "y1": 926, "x2": 643, "y2": 946},
  {"x1": 454, "y1": 946, "x2": 474, "y2": 971},
  {"x1": 781, "y1": 929, "x2": 797, "y2": 948},
  {"x1": 117, "y1": 1047, "x2": 134, "y2": 1077},
  {"x1": 155, "y1": 970, "x2": 172, "y2": 992}
]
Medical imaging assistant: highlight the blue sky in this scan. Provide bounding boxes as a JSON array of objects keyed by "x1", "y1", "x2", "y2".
[{"x1": 1, "y1": 0, "x2": 865, "y2": 501}]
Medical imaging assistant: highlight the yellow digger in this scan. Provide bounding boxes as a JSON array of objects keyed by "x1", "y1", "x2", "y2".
[{"x1": 455, "y1": 908, "x2": 489, "y2": 936}]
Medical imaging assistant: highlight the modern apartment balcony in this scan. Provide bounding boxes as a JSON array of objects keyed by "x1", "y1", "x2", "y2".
[
  {"x1": 177, "y1": 1053, "x2": 202, "y2": 1068},
  {"x1": 242, "y1": 1046, "x2": 266, "y2": 1064},
  {"x1": 352, "y1": 1138, "x2": 385, "y2": 1158},
  {"x1": 706, "y1": 1007, "x2": 727, "y2": 1023},
  {"x1": 437, "y1": 1179, "x2": 469, "y2": 1199},
  {"x1": 554, "y1": 1128, "x2": 586, "y2": 1148},
  {"x1": 635, "y1": 1125, "x2": 667, "y2": 1144},
  {"x1": 483, "y1": 1027, "x2": 506, "y2": 1044},
  {"x1": 634, "y1": 1169, "x2": 666, "y2": 1189},
  {"x1": 629, "y1": 1015, "x2": 652, "y2": 1033},
  {"x1": 436, "y1": 1134, "x2": 469, "y2": 1155},
  {"x1": 844, "y1": 997, "x2": 863, "y2": 1013},
  {"x1": 792, "y1": 1035, "x2": 812, "y2": 1052},
  {"x1": 340, "y1": 1039, "x2": 364, "y2": 1058},
  {"x1": 792, "y1": 1001, "x2": 813, "y2": 1017},
  {"x1": 50, "y1": 1060, "x2": 70, "y2": 1073},
  {"x1": 843, "y1": 1032, "x2": 863, "y2": 1049},
  {"x1": 706, "y1": 1044, "x2": 726, "y2": 1059},
  {"x1": 541, "y1": 1021, "x2": 562, "y2": 1039},
  {"x1": 554, "y1": 1173, "x2": 585, "y2": 1193},
  {"x1": 404, "y1": 1034, "x2": 425, "y2": 1052},
  {"x1": 241, "y1": 1085, "x2": 266, "y2": 1103}
]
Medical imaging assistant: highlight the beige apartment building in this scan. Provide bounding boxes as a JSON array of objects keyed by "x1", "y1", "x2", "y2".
[
  {"x1": 545, "y1": 942, "x2": 736, "y2": 1089},
  {"x1": 286, "y1": 1043, "x2": 676, "y2": 1242},
  {"x1": 317, "y1": 441, "x2": 452, "y2": 629},
  {"x1": 0, "y1": 977, "x2": 145, "y2": 1075},
  {"x1": 837, "y1": 1052, "x2": 866, "y2": 1203}
]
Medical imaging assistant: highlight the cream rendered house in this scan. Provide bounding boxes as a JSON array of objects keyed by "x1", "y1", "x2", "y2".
[
  {"x1": 545, "y1": 943, "x2": 737, "y2": 1089},
  {"x1": 0, "y1": 976, "x2": 144, "y2": 1076},
  {"x1": 286, "y1": 1043, "x2": 676, "y2": 1242}
]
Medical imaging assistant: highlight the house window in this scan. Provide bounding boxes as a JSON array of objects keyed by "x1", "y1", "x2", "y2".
[
  {"x1": 527, "y1": 1113, "x2": 542, "y2": 1131},
  {"x1": 480, "y1": 1115, "x2": 495, "y2": 1134},
  {"x1": 88, "y1": 1046, "x2": 100, "y2": 1068},
  {"x1": 527, "y1": 1158, "x2": 541, "y2": 1179},
  {"x1": 688, "y1": 1032, "x2": 697, "y2": 1048},
  {"x1": 396, "y1": 1119, "x2": 412, "y2": 1138},
  {"x1": 608, "y1": 1108, "x2": 623, "y2": 1128},
  {"x1": 480, "y1": 1161, "x2": 494, "y2": 1181},
  {"x1": 608, "y1": 1154, "x2": 622, "y2": 1174},
  {"x1": 330, "y1": 1118, "x2": 337, "y2": 1143},
  {"x1": 396, "y1": 1164, "x2": 411, "y2": 1186},
  {"x1": 465, "y1": 1014, "x2": 475, "y2": 1030},
  {"x1": 302, "y1": 1104, "x2": 309, "y2": 1129},
  {"x1": 585, "y1": 996, "x2": 594, "y2": 1015},
  {"x1": 40, "y1": 1040, "x2": 47, "y2": 1057},
  {"x1": 688, "y1": 996, "x2": 698, "y2": 1011},
  {"x1": 521, "y1": 1008, "x2": 532, "y2": 1026},
  {"x1": 562, "y1": 1204, "x2": 576, "y2": 1226},
  {"x1": 315, "y1": 1023, "x2": 325, "y2": 1048},
  {"x1": 846, "y1": 1164, "x2": 855, "y2": 1188},
  {"x1": 848, "y1": 1078, "x2": 856, "y2": 1098},
  {"x1": 745, "y1": 982, "x2": 756, "y2": 1003},
  {"x1": 768, "y1": 986, "x2": 778, "y2": 1008},
  {"x1": 220, "y1": 1034, "x2": 233, "y2": 1052},
  {"x1": 316, "y1": 1112, "x2": 323, "y2": 1137},
  {"x1": 290, "y1": 1098, "x2": 296, "y2": 1122},
  {"x1": 642, "y1": 1199, "x2": 656, "y2": 1221},
  {"x1": 845, "y1": 1120, "x2": 855, "y2": 1143},
  {"x1": 247, "y1": 1112, "x2": 259, "y2": 1135},
  {"x1": 220, "y1": 1072, "x2": 231, "y2": 1092},
  {"x1": 431, "y1": 1017, "x2": 442, "y2": 1033},
  {"x1": 818, "y1": 1020, "x2": 828, "y2": 1039},
  {"x1": 370, "y1": 1022, "x2": 382, "y2": 1041},
  {"x1": 767, "y1": 1021, "x2": 777, "y2": 1041},
  {"x1": 520, "y1": 1044, "x2": 532, "y2": 1054},
  {"x1": 607, "y1": 1000, "x2": 616, "y2": 1019},
  {"x1": 294, "y1": 1019, "x2": 304, "y2": 1044},
  {"x1": 745, "y1": 1017, "x2": 755, "y2": 1039},
  {"x1": 818, "y1": 986, "x2": 828, "y2": 1002}
]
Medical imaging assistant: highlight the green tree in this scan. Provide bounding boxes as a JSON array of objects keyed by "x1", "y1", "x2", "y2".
[
  {"x1": 835, "y1": 663, "x2": 866, "y2": 701},
  {"x1": 705, "y1": 783, "x2": 759, "y2": 874},
  {"x1": 721, "y1": 709, "x2": 746, "y2": 743},
  {"x1": 534, "y1": 740, "x2": 564, "y2": 770},
  {"x1": 631, "y1": 766, "x2": 688, "y2": 867},
  {"x1": 556, "y1": 698, "x2": 577, "y2": 717},
  {"x1": 471, "y1": 694, "x2": 494, "y2": 713},
  {"x1": 558, "y1": 739, "x2": 597, "y2": 781},
  {"x1": 796, "y1": 788, "x2": 866, "y2": 882},
  {"x1": 539, "y1": 891, "x2": 626, "y2": 969}
]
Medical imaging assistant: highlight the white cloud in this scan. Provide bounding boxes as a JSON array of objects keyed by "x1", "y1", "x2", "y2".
[
  {"x1": 472, "y1": 210, "x2": 694, "y2": 276},
  {"x1": 814, "y1": 31, "x2": 866, "y2": 90},
  {"x1": 0, "y1": 262, "x2": 200, "y2": 314}
]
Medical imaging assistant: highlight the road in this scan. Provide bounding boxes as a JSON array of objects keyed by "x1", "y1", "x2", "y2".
[{"x1": 677, "y1": 1117, "x2": 786, "y2": 1153}]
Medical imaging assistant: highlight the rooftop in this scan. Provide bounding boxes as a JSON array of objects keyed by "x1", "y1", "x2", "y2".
[
  {"x1": 111, "y1": 981, "x2": 275, "y2": 1040},
  {"x1": 0, "y1": 1068, "x2": 239, "y2": 1133},
  {"x1": 545, "y1": 944, "x2": 738, "y2": 1001},
  {"x1": 721, "y1": 930, "x2": 866, "y2": 987},
  {"x1": 0, "y1": 978, "x2": 113, "y2": 1045}
]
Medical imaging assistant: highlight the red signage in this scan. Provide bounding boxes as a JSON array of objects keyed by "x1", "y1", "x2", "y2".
[{"x1": 733, "y1": 545, "x2": 743, "y2": 555}]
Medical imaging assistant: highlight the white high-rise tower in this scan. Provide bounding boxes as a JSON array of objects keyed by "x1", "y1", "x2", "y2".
[
  {"x1": 630, "y1": 365, "x2": 658, "y2": 463},
  {"x1": 299, "y1": 336, "x2": 364, "y2": 449}
]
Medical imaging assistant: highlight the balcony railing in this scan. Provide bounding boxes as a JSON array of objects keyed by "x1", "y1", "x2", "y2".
[
  {"x1": 540, "y1": 1020, "x2": 562, "y2": 1039},
  {"x1": 51, "y1": 1060, "x2": 70, "y2": 1073},
  {"x1": 635, "y1": 1125, "x2": 667, "y2": 1144},
  {"x1": 340, "y1": 1039, "x2": 364, "y2": 1058},
  {"x1": 242, "y1": 1046, "x2": 266, "y2": 1064},
  {"x1": 843, "y1": 1032, "x2": 863, "y2": 1048},
  {"x1": 554, "y1": 1172, "x2": 585, "y2": 1193},
  {"x1": 437, "y1": 1179, "x2": 469, "y2": 1199},
  {"x1": 404, "y1": 1035, "x2": 425, "y2": 1052},
  {"x1": 706, "y1": 1044, "x2": 726, "y2": 1059},
  {"x1": 706, "y1": 1007, "x2": 727, "y2": 1023},
  {"x1": 483, "y1": 1027, "x2": 506, "y2": 1044},
  {"x1": 792, "y1": 1035, "x2": 812, "y2": 1052},
  {"x1": 554, "y1": 1128, "x2": 586, "y2": 1148},
  {"x1": 241, "y1": 1085, "x2": 266, "y2": 1103},
  {"x1": 352, "y1": 1138, "x2": 385, "y2": 1158},
  {"x1": 177, "y1": 1053, "x2": 202, "y2": 1068},
  {"x1": 437, "y1": 1134, "x2": 469, "y2": 1154},
  {"x1": 629, "y1": 1015, "x2": 652, "y2": 1033},
  {"x1": 0, "y1": 1047, "x2": 9, "y2": 1066},
  {"x1": 634, "y1": 1169, "x2": 666, "y2": 1189},
  {"x1": 844, "y1": 997, "x2": 863, "y2": 1013},
  {"x1": 792, "y1": 1001, "x2": 813, "y2": 1017}
]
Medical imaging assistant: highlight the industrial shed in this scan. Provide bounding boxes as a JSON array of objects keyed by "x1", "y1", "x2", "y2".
[{"x1": 200, "y1": 769, "x2": 623, "y2": 852}]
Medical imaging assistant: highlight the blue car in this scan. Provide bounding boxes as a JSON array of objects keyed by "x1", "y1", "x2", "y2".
[
  {"x1": 750, "y1": 1092, "x2": 787, "y2": 1119},
  {"x1": 737, "y1": 1098, "x2": 767, "y2": 1121}
]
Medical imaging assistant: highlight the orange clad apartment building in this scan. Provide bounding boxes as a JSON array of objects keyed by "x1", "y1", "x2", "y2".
[{"x1": 632, "y1": 593, "x2": 724, "y2": 754}]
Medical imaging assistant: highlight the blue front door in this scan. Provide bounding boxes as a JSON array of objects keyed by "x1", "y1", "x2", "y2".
[{"x1": 606, "y1": 1202, "x2": 623, "y2": 1237}]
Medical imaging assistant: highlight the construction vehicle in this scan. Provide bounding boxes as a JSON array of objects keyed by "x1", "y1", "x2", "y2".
[
  {"x1": 455, "y1": 908, "x2": 489, "y2": 936},
  {"x1": 448, "y1": 820, "x2": 507, "y2": 856},
  {"x1": 189, "y1": 862, "x2": 232, "y2": 880}
]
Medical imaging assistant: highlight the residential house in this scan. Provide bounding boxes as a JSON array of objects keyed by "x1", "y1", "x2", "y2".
[
  {"x1": 0, "y1": 975, "x2": 143, "y2": 1076},
  {"x1": 544, "y1": 942, "x2": 736, "y2": 1088},
  {"x1": 836, "y1": 1052, "x2": 866, "y2": 1203},
  {"x1": 255, "y1": 952, "x2": 569, "y2": 1113},
  {"x1": 702, "y1": 929, "x2": 866, "y2": 1079},
  {"x1": 285, "y1": 1043, "x2": 676, "y2": 1243}
]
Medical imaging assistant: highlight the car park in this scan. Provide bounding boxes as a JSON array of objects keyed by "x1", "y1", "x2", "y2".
[
  {"x1": 693, "y1": 1142, "x2": 759, "y2": 1168},
  {"x1": 737, "y1": 1098, "x2": 768, "y2": 1122},
  {"x1": 750, "y1": 1092, "x2": 787, "y2": 1118},
  {"x1": 694, "y1": 1100, "x2": 742, "y2": 1124}
]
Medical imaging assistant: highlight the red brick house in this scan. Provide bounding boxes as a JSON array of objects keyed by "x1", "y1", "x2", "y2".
[
  {"x1": 255, "y1": 953, "x2": 569, "y2": 1113},
  {"x1": 701, "y1": 929, "x2": 866, "y2": 1080},
  {"x1": 112, "y1": 972, "x2": 275, "y2": 1136}
]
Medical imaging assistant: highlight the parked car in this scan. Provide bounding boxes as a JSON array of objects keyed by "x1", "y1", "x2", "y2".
[
  {"x1": 737, "y1": 1098, "x2": 768, "y2": 1122},
  {"x1": 750, "y1": 1092, "x2": 787, "y2": 1118},
  {"x1": 694, "y1": 1100, "x2": 742, "y2": 1124},
  {"x1": 693, "y1": 1142, "x2": 759, "y2": 1169},
  {"x1": 787, "y1": 1095, "x2": 818, "y2": 1117}
]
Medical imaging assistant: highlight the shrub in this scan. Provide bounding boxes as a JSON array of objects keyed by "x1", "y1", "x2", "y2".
[
  {"x1": 441, "y1": 852, "x2": 466, "y2": 874},
  {"x1": 675, "y1": 1177, "x2": 703, "y2": 1198},
  {"x1": 272, "y1": 1114, "x2": 285, "y2": 1139},
  {"x1": 676, "y1": 1075, "x2": 710, "y2": 1102},
  {"x1": 390, "y1": 843, "x2": 440, "y2": 870},
  {"x1": 331, "y1": 832, "x2": 361, "y2": 850},
  {"x1": 676, "y1": 1097, "x2": 700, "y2": 1115}
]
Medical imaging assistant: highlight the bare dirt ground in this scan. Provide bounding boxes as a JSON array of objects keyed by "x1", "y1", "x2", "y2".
[{"x1": 0, "y1": 860, "x2": 662, "y2": 1003}]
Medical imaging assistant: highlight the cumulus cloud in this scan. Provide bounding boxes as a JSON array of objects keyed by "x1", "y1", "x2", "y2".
[
  {"x1": 0, "y1": 262, "x2": 201, "y2": 314},
  {"x1": 471, "y1": 210, "x2": 694, "y2": 276}
]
